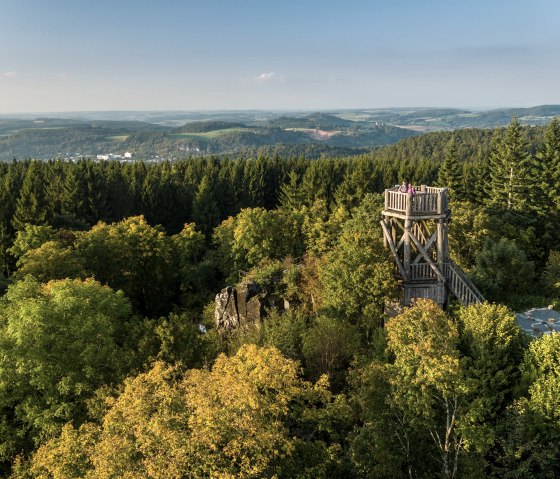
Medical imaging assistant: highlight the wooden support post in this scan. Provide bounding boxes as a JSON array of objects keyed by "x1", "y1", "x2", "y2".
[
  {"x1": 384, "y1": 190, "x2": 388, "y2": 211},
  {"x1": 404, "y1": 193, "x2": 413, "y2": 278},
  {"x1": 443, "y1": 219, "x2": 449, "y2": 263},
  {"x1": 437, "y1": 218, "x2": 444, "y2": 270}
]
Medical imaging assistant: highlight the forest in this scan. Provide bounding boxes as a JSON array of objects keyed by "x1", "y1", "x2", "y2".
[{"x1": 0, "y1": 118, "x2": 560, "y2": 478}]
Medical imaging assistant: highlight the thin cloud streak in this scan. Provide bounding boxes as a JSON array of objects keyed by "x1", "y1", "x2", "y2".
[{"x1": 253, "y1": 72, "x2": 285, "y2": 83}]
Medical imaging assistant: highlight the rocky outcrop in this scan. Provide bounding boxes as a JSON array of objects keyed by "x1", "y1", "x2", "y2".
[
  {"x1": 215, "y1": 281, "x2": 267, "y2": 332},
  {"x1": 215, "y1": 286, "x2": 239, "y2": 331}
]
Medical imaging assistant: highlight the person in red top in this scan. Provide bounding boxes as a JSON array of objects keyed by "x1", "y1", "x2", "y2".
[{"x1": 407, "y1": 183, "x2": 416, "y2": 195}]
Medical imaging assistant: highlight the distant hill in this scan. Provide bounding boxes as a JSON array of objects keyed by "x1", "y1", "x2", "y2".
[
  {"x1": 1, "y1": 105, "x2": 559, "y2": 160},
  {"x1": 267, "y1": 112, "x2": 358, "y2": 130},
  {"x1": 174, "y1": 120, "x2": 247, "y2": 133},
  {"x1": 350, "y1": 105, "x2": 560, "y2": 129}
]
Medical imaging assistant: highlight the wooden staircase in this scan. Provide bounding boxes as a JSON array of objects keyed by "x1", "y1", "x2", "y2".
[{"x1": 444, "y1": 260, "x2": 485, "y2": 306}]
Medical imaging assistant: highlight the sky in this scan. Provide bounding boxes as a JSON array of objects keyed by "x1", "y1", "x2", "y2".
[{"x1": 1, "y1": 0, "x2": 559, "y2": 113}]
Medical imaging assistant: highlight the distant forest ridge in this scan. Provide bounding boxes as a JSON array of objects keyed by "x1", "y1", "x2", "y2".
[{"x1": 0, "y1": 105, "x2": 559, "y2": 160}]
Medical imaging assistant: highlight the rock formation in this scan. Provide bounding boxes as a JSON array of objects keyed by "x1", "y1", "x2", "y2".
[{"x1": 215, "y1": 281, "x2": 267, "y2": 332}]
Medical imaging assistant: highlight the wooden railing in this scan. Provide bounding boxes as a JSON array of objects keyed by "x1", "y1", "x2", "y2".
[
  {"x1": 406, "y1": 260, "x2": 485, "y2": 306},
  {"x1": 409, "y1": 263, "x2": 438, "y2": 281},
  {"x1": 384, "y1": 185, "x2": 448, "y2": 216},
  {"x1": 444, "y1": 261, "x2": 485, "y2": 306}
]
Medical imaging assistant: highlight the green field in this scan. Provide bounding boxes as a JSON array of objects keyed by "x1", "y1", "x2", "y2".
[
  {"x1": 168, "y1": 128, "x2": 249, "y2": 139},
  {"x1": 108, "y1": 135, "x2": 129, "y2": 141},
  {"x1": 168, "y1": 128, "x2": 251, "y2": 140}
]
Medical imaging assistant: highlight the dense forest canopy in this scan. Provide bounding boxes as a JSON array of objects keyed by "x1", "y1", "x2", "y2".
[{"x1": 1, "y1": 119, "x2": 560, "y2": 477}]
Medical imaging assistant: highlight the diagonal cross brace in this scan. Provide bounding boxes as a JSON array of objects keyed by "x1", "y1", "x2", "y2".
[
  {"x1": 408, "y1": 230, "x2": 445, "y2": 282},
  {"x1": 412, "y1": 232, "x2": 437, "y2": 265},
  {"x1": 380, "y1": 220, "x2": 408, "y2": 280}
]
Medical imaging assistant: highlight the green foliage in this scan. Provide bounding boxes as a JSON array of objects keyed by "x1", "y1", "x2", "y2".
[
  {"x1": 349, "y1": 360, "x2": 435, "y2": 479},
  {"x1": 319, "y1": 195, "x2": 397, "y2": 337},
  {"x1": 458, "y1": 303, "x2": 525, "y2": 453},
  {"x1": 301, "y1": 200, "x2": 350, "y2": 256},
  {"x1": 487, "y1": 118, "x2": 538, "y2": 214},
  {"x1": 542, "y1": 250, "x2": 560, "y2": 296},
  {"x1": 12, "y1": 162, "x2": 48, "y2": 230},
  {"x1": 0, "y1": 277, "x2": 133, "y2": 460},
  {"x1": 386, "y1": 299, "x2": 470, "y2": 479},
  {"x1": 496, "y1": 333, "x2": 560, "y2": 477},
  {"x1": 8, "y1": 224, "x2": 56, "y2": 260},
  {"x1": 448, "y1": 202, "x2": 492, "y2": 270},
  {"x1": 75, "y1": 215, "x2": 176, "y2": 316},
  {"x1": 474, "y1": 238, "x2": 536, "y2": 300},
  {"x1": 278, "y1": 170, "x2": 304, "y2": 211},
  {"x1": 438, "y1": 138, "x2": 465, "y2": 201},
  {"x1": 13, "y1": 240, "x2": 86, "y2": 282},
  {"x1": 136, "y1": 312, "x2": 207, "y2": 367},
  {"x1": 228, "y1": 309, "x2": 309, "y2": 363},
  {"x1": 213, "y1": 207, "x2": 305, "y2": 280},
  {"x1": 302, "y1": 316, "x2": 361, "y2": 389}
]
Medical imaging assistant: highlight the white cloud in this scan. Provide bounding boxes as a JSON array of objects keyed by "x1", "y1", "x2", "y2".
[
  {"x1": 254, "y1": 72, "x2": 285, "y2": 83},
  {"x1": 2, "y1": 71, "x2": 17, "y2": 78}
]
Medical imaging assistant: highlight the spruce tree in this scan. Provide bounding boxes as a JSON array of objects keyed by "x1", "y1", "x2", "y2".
[
  {"x1": 192, "y1": 175, "x2": 220, "y2": 237},
  {"x1": 487, "y1": 118, "x2": 530, "y2": 212},
  {"x1": 471, "y1": 146, "x2": 490, "y2": 204},
  {"x1": 539, "y1": 117, "x2": 560, "y2": 207},
  {"x1": 12, "y1": 161, "x2": 48, "y2": 230},
  {"x1": 437, "y1": 138, "x2": 464, "y2": 201},
  {"x1": 60, "y1": 169, "x2": 84, "y2": 219},
  {"x1": 278, "y1": 170, "x2": 303, "y2": 211}
]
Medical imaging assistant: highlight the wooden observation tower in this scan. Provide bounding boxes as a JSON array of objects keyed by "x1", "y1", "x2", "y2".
[{"x1": 381, "y1": 185, "x2": 484, "y2": 307}]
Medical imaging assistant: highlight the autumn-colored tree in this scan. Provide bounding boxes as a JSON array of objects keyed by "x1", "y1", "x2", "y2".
[
  {"x1": 13, "y1": 240, "x2": 86, "y2": 282},
  {"x1": 22, "y1": 346, "x2": 346, "y2": 479}
]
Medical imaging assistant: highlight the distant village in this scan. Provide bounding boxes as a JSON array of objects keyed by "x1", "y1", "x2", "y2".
[
  {"x1": 96, "y1": 152, "x2": 133, "y2": 161},
  {"x1": 54, "y1": 151, "x2": 173, "y2": 163}
]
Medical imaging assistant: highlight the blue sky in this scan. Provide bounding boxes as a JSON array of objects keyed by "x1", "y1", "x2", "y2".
[{"x1": 1, "y1": 0, "x2": 559, "y2": 112}]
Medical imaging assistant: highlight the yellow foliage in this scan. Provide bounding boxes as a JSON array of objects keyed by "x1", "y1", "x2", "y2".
[{"x1": 23, "y1": 345, "x2": 331, "y2": 479}]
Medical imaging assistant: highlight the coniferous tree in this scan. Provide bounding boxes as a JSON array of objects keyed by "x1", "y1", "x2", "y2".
[
  {"x1": 538, "y1": 117, "x2": 560, "y2": 208},
  {"x1": 12, "y1": 162, "x2": 48, "y2": 230},
  {"x1": 438, "y1": 138, "x2": 464, "y2": 201},
  {"x1": 243, "y1": 159, "x2": 266, "y2": 207},
  {"x1": 471, "y1": 147, "x2": 490, "y2": 204},
  {"x1": 60, "y1": 169, "x2": 85, "y2": 221},
  {"x1": 278, "y1": 170, "x2": 304, "y2": 211},
  {"x1": 192, "y1": 175, "x2": 220, "y2": 237},
  {"x1": 44, "y1": 160, "x2": 66, "y2": 219},
  {"x1": 82, "y1": 162, "x2": 110, "y2": 224},
  {"x1": 487, "y1": 118, "x2": 530, "y2": 212}
]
